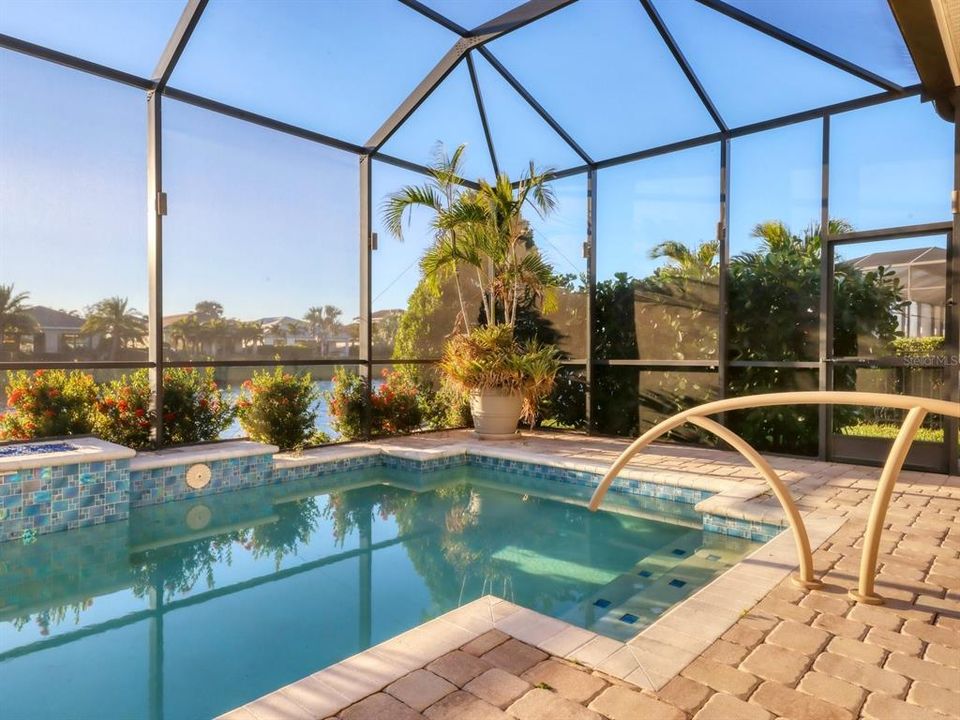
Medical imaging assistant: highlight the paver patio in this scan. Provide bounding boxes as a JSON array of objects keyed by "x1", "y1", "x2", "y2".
[{"x1": 225, "y1": 430, "x2": 960, "y2": 720}]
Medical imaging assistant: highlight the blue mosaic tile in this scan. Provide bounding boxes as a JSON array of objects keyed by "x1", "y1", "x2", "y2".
[
  {"x1": 638, "y1": 570, "x2": 652, "y2": 578},
  {"x1": 1, "y1": 441, "x2": 784, "y2": 547},
  {"x1": 0, "y1": 456, "x2": 130, "y2": 543},
  {"x1": 620, "y1": 613, "x2": 639, "y2": 624},
  {"x1": 668, "y1": 579, "x2": 687, "y2": 588},
  {"x1": 671, "y1": 548, "x2": 686, "y2": 556},
  {"x1": 0, "y1": 442, "x2": 77, "y2": 457},
  {"x1": 593, "y1": 598, "x2": 611, "y2": 608}
]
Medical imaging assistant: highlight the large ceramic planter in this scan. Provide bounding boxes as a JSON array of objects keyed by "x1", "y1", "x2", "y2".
[{"x1": 470, "y1": 389, "x2": 522, "y2": 440}]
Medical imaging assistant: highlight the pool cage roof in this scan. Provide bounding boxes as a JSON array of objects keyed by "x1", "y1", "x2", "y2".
[{"x1": 0, "y1": 0, "x2": 933, "y2": 180}]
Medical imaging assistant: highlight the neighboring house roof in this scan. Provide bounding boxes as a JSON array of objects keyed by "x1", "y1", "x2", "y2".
[
  {"x1": 259, "y1": 316, "x2": 309, "y2": 332},
  {"x1": 848, "y1": 246, "x2": 946, "y2": 269},
  {"x1": 847, "y1": 246, "x2": 946, "y2": 305},
  {"x1": 25, "y1": 306, "x2": 84, "y2": 330},
  {"x1": 162, "y1": 313, "x2": 193, "y2": 328},
  {"x1": 353, "y1": 309, "x2": 404, "y2": 323}
]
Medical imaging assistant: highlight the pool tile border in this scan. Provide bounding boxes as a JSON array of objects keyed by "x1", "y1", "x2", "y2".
[
  {"x1": 130, "y1": 452, "x2": 276, "y2": 507},
  {"x1": 0, "y1": 437, "x2": 135, "y2": 472},
  {"x1": 0, "y1": 458, "x2": 131, "y2": 542},
  {"x1": 1, "y1": 434, "x2": 785, "y2": 543},
  {"x1": 275, "y1": 439, "x2": 786, "y2": 541}
]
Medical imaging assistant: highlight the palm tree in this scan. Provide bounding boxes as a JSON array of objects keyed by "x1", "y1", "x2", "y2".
[
  {"x1": 236, "y1": 321, "x2": 263, "y2": 351},
  {"x1": 320, "y1": 306, "x2": 343, "y2": 355},
  {"x1": 0, "y1": 283, "x2": 37, "y2": 346},
  {"x1": 304, "y1": 306, "x2": 325, "y2": 346},
  {"x1": 382, "y1": 144, "x2": 474, "y2": 332},
  {"x1": 435, "y1": 162, "x2": 557, "y2": 326},
  {"x1": 169, "y1": 315, "x2": 201, "y2": 353},
  {"x1": 744, "y1": 219, "x2": 854, "y2": 259},
  {"x1": 650, "y1": 239, "x2": 719, "y2": 282},
  {"x1": 81, "y1": 296, "x2": 147, "y2": 359}
]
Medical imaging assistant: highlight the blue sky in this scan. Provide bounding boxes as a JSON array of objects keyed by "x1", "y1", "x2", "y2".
[{"x1": 0, "y1": 0, "x2": 952, "y2": 322}]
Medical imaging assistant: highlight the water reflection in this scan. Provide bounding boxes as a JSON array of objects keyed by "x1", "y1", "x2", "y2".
[{"x1": 0, "y1": 466, "x2": 755, "y2": 720}]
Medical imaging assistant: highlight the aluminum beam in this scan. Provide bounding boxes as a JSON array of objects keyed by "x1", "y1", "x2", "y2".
[
  {"x1": 466, "y1": 51, "x2": 500, "y2": 177},
  {"x1": 359, "y1": 155, "x2": 374, "y2": 439},
  {"x1": 397, "y1": 0, "x2": 469, "y2": 35},
  {"x1": 818, "y1": 116, "x2": 832, "y2": 461},
  {"x1": 694, "y1": 0, "x2": 903, "y2": 93},
  {"x1": 0, "y1": 33, "x2": 152, "y2": 89},
  {"x1": 152, "y1": 0, "x2": 207, "y2": 89},
  {"x1": 365, "y1": 0, "x2": 576, "y2": 153},
  {"x1": 467, "y1": 0, "x2": 577, "y2": 38},
  {"x1": 477, "y1": 47, "x2": 593, "y2": 164},
  {"x1": 146, "y1": 92, "x2": 165, "y2": 446},
  {"x1": 639, "y1": 0, "x2": 727, "y2": 132},
  {"x1": 585, "y1": 169, "x2": 597, "y2": 432}
]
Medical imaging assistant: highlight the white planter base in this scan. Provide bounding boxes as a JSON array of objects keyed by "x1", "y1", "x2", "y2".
[
  {"x1": 470, "y1": 390, "x2": 522, "y2": 440},
  {"x1": 473, "y1": 430, "x2": 521, "y2": 441}
]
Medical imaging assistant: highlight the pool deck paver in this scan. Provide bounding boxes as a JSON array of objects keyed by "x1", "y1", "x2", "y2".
[{"x1": 224, "y1": 430, "x2": 960, "y2": 720}]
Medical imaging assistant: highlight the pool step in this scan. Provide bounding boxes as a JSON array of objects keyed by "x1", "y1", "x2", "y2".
[
  {"x1": 559, "y1": 533, "x2": 702, "y2": 627},
  {"x1": 590, "y1": 551, "x2": 738, "y2": 640},
  {"x1": 569, "y1": 538, "x2": 743, "y2": 640}
]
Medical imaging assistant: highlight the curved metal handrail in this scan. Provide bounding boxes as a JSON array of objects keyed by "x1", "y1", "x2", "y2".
[{"x1": 588, "y1": 391, "x2": 959, "y2": 603}]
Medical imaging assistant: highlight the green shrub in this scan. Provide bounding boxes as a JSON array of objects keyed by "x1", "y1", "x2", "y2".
[
  {"x1": 372, "y1": 368, "x2": 422, "y2": 435},
  {"x1": 419, "y1": 382, "x2": 471, "y2": 430},
  {"x1": 388, "y1": 366, "x2": 469, "y2": 431},
  {"x1": 327, "y1": 367, "x2": 367, "y2": 440},
  {"x1": 891, "y1": 336, "x2": 945, "y2": 357},
  {"x1": 161, "y1": 368, "x2": 235, "y2": 446},
  {"x1": 327, "y1": 367, "x2": 423, "y2": 440},
  {"x1": 236, "y1": 367, "x2": 321, "y2": 451},
  {"x1": 839, "y1": 423, "x2": 951, "y2": 443},
  {"x1": 90, "y1": 371, "x2": 154, "y2": 448},
  {"x1": 88, "y1": 368, "x2": 234, "y2": 448},
  {"x1": 0, "y1": 369, "x2": 96, "y2": 440},
  {"x1": 538, "y1": 368, "x2": 587, "y2": 430}
]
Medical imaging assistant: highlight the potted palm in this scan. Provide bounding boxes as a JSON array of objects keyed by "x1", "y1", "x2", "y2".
[
  {"x1": 439, "y1": 325, "x2": 560, "y2": 438},
  {"x1": 382, "y1": 145, "x2": 562, "y2": 437}
]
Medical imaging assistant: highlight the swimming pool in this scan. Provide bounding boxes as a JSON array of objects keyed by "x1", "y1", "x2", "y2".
[{"x1": 0, "y1": 463, "x2": 759, "y2": 720}]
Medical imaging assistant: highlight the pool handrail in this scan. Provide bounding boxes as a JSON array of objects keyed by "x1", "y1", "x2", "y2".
[{"x1": 587, "y1": 391, "x2": 959, "y2": 604}]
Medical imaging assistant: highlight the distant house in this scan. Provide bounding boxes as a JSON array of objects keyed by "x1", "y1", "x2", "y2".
[
  {"x1": 371, "y1": 309, "x2": 405, "y2": 324},
  {"x1": 356, "y1": 309, "x2": 403, "y2": 356},
  {"x1": 328, "y1": 327, "x2": 358, "y2": 356},
  {"x1": 162, "y1": 313, "x2": 201, "y2": 353},
  {"x1": 155, "y1": 312, "x2": 360, "y2": 358},
  {"x1": 260, "y1": 316, "x2": 357, "y2": 356},
  {"x1": 848, "y1": 247, "x2": 946, "y2": 338},
  {"x1": 23, "y1": 306, "x2": 94, "y2": 355},
  {"x1": 258, "y1": 317, "x2": 313, "y2": 347}
]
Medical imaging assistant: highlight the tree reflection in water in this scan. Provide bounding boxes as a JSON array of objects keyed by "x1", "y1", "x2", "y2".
[
  {"x1": 7, "y1": 470, "x2": 711, "y2": 638},
  {"x1": 131, "y1": 531, "x2": 245, "y2": 600},
  {"x1": 250, "y1": 498, "x2": 322, "y2": 571}
]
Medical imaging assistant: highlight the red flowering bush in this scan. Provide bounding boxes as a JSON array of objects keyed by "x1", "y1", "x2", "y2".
[
  {"x1": 89, "y1": 371, "x2": 154, "y2": 449},
  {"x1": 0, "y1": 369, "x2": 96, "y2": 440},
  {"x1": 327, "y1": 367, "x2": 367, "y2": 440},
  {"x1": 327, "y1": 367, "x2": 422, "y2": 440},
  {"x1": 236, "y1": 367, "x2": 322, "y2": 451},
  {"x1": 89, "y1": 368, "x2": 234, "y2": 448},
  {"x1": 372, "y1": 368, "x2": 421, "y2": 436},
  {"x1": 158, "y1": 368, "x2": 235, "y2": 446}
]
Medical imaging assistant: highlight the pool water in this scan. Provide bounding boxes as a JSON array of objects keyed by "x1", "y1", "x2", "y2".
[{"x1": 0, "y1": 464, "x2": 759, "y2": 720}]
